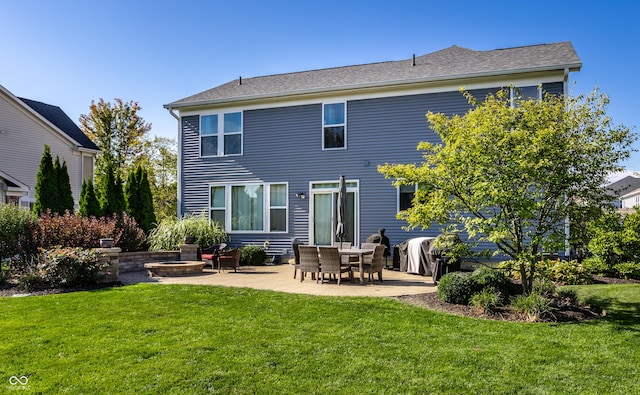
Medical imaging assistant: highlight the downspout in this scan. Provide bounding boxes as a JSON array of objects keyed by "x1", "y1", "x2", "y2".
[{"x1": 167, "y1": 107, "x2": 182, "y2": 218}]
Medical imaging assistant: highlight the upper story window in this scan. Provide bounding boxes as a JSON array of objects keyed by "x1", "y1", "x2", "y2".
[
  {"x1": 200, "y1": 111, "x2": 243, "y2": 157},
  {"x1": 323, "y1": 102, "x2": 346, "y2": 149},
  {"x1": 209, "y1": 182, "x2": 288, "y2": 233},
  {"x1": 398, "y1": 183, "x2": 417, "y2": 212},
  {"x1": 511, "y1": 86, "x2": 541, "y2": 107}
]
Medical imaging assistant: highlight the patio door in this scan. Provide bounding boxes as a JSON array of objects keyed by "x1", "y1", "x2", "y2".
[{"x1": 310, "y1": 180, "x2": 358, "y2": 246}]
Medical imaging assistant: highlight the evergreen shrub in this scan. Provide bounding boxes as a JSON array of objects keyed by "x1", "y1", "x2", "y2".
[
  {"x1": 241, "y1": 245, "x2": 267, "y2": 266},
  {"x1": 437, "y1": 272, "x2": 479, "y2": 305}
]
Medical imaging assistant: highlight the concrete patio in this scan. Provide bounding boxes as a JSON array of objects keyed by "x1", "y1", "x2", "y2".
[{"x1": 119, "y1": 263, "x2": 437, "y2": 297}]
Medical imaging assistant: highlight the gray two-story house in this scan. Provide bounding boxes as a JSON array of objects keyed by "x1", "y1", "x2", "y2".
[{"x1": 164, "y1": 42, "x2": 581, "y2": 254}]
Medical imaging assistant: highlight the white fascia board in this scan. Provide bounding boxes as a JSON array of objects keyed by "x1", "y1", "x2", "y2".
[
  {"x1": 174, "y1": 69, "x2": 568, "y2": 117},
  {"x1": 0, "y1": 169, "x2": 30, "y2": 190},
  {"x1": 0, "y1": 84, "x2": 84, "y2": 149}
]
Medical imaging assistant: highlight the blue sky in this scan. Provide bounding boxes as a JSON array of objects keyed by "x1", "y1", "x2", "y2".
[{"x1": 2, "y1": 1, "x2": 639, "y2": 169}]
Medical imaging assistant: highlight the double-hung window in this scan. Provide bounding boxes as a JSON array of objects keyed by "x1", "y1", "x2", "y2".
[
  {"x1": 323, "y1": 102, "x2": 346, "y2": 149},
  {"x1": 398, "y1": 183, "x2": 417, "y2": 212},
  {"x1": 200, "y1": 111, "x2": 242, "y2": 157},
  {"x1": 209, "y1": 183, "x2": 288, "y2": 232}
]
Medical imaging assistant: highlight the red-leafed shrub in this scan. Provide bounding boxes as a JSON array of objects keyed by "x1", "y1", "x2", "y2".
[{"x1": 36, "y1": 210, "x2": 146, "y2": 252}]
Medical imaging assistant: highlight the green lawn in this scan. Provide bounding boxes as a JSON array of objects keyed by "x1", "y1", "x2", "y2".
[{"x1": 1, "y1": 283, "x2": 639, "y2": 394}]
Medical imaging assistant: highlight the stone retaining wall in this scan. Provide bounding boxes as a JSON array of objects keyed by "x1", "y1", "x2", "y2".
[{"x1": 118, "y1": 251, "x2": 180, "y2": 273}]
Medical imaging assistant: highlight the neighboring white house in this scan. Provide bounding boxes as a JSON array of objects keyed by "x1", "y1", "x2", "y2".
[
  {"x1": 606, "y1": 173, "x2": 640, "y2": 211},
  {"x1": 0, "y1": 84, "x2": 99, "y2": 209}
]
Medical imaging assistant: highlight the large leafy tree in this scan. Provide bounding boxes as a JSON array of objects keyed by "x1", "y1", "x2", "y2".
[
  {"x1": 79, "y1": 98, "x2": 151, "y2": 187},
  {"x1": 132, "y1": 136, "x2": 177, "y2": 221},
  {"x1": 379, "y1": 88, "x2": 635, "y2": 294}
]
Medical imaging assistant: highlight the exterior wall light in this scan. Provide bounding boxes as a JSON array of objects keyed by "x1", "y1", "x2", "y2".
[{"x1": 296, "y1": 192, "x2": 306, "y2": 199}]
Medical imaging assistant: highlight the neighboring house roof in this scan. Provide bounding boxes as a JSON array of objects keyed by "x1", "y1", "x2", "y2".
[
  {"x1": 166, "y1": 41, "x2": 581, "y2": 109},
  {"x1": 18, "y1": 98, "x2": 99, "y2": 151},
  {"x1": 606, "y1": 175, "x2": 640, "y2": 197}
]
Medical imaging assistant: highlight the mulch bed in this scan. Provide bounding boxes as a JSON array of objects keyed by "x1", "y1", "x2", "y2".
[
  {"x1": 396, "y1": 276, "x2": 640, "y2": 323},
  {"x1": 395, "y1": 292, "x2": 601, "y2": 322}
]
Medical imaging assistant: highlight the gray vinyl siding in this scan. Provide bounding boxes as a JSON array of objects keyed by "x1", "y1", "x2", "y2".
[{"x1": 180, "y1": 83, "x2": 564, "y2": 253}]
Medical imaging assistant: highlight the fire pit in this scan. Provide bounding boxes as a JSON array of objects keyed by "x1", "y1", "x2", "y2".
[{"x1": 144, "y1": 261, "x2": 205, "y2": 277}]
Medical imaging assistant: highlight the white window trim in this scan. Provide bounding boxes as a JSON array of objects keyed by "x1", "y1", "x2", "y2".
[
  {"x1": 322, "y1": 101, "x2": 347, "y2": 150},
  {"x1": 199, "y1": 111, "x2": 243, "y2": 157},
  {"x1": 208, "y1": 182, "x2": 288, "y2": 234},
  {"x1": 308, "y1": 179, "x2": 359, "y2": 246}
]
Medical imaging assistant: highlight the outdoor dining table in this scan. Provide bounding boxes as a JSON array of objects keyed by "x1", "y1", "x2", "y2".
[{"x1": 338, "y1": 248, "x2": 374, "y2": 284}]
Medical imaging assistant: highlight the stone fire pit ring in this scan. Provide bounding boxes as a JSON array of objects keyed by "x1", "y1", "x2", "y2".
[{"x1": 144, "y1": 261, "x2": 205, "y2": 277}]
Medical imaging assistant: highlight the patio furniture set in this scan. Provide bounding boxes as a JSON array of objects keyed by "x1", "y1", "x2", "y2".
[
  {"x1": 292, "y1": 243, "x2": 386, "y2": 285},
  {"x1": 201, "y1": 243, "x2": 243, "y2": 273}
]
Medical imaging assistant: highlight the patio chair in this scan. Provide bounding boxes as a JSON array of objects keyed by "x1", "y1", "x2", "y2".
[
  {"x1": 351, "y1": 245, "x2": 386, "y2": 284},
  {"x1": 333, "y1": 241, "x2": 357, "y2": 265},
  {"x1": 218, "y1": 247, "x2": 241, "y2": 273},
  {"x1": 298, "y1": 245, "x2": 320, "y2": 283},
  {"x1": 292, "y1": 242, "x2": 301, "y2": 279},
  {"x1": 201, "y1": 243, "x2": 227, "y2": 269},
  {"x1": 360, "y1": 242, "x2": 380, "y2": 265},
  {"x1": 318, "y1": 246, "x2": 353, "y2": 285}
]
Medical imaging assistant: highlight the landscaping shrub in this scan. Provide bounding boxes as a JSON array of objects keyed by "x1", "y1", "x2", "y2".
[
  {"x1": 36, "y1": 211, "x2": 146, "y2": 252},
  {"x1": 0, "y1": 204, "x2": 38, "y2": 267},
  {"x1": 585, "y1": 209, "x2": 640, "y2": 279},
  {"x1": 555, "y1": 288, "x2": 578, "y2": 308},
  {"x1": 472, "y1": 266, "x2": 514, "y2": 302},
  {"x1": 510, "y1": 293, "x2": 555, "y2": 321},
  {"x1": 437, "y1": 272, "x2": 479, "y2": 305},
  {"x1": 241, "y1": 245, "x2": 267, "y2": 266},
  {"x1": 37, "y1": 247, "x2": 108, "y2": 287},
  {"x1": 612, "y1": 261, "x2": 640, "y2": 278},
  {"x1": 532, "y1": 278, "x2": 557, "y2": 298},
  {"x1": 147, "y1": 212, "x2": 227, "y2": 251},
  {"x1": 538, "y1": 259, "x2": 593, "y2": 285},
  {"x1": 500, "y1": 258, "x2": 593, "y2": 285},
  {"x1": 111, "y1": 213, "x2": 146, "y2": 252},
  {"x1": 469, "y1": 288, "x2": 502, "y2": 315}
]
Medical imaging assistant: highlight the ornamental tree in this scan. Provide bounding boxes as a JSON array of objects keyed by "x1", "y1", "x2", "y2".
[{"x1": 378, "y1": 88, "x2": 635, "y2": 294}]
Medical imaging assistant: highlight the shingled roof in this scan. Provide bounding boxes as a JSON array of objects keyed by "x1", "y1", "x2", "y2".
[
  {"x1": 19, "y1": 98, "x2": 99, "y2": 151},
  {"x1": 166, "y1": 41, "x2": 581, "y2": 109}
]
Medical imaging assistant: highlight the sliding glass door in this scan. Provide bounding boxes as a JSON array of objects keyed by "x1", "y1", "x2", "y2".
[{"x1": 310, "y1": 180, "x2": 358, "y2": 246}]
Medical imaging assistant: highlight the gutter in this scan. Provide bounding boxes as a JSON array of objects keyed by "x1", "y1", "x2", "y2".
[
  {"x1": 164, "y1": 63, "x2": 583, "y2": 110},
  {"x1": 166, "y1": 107, "x2": 182, "y2": 219}
]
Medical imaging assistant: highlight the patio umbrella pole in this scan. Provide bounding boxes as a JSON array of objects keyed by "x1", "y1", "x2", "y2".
[{"x1": 336, "y1": 175, "x2": 347, "y2": 244}]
